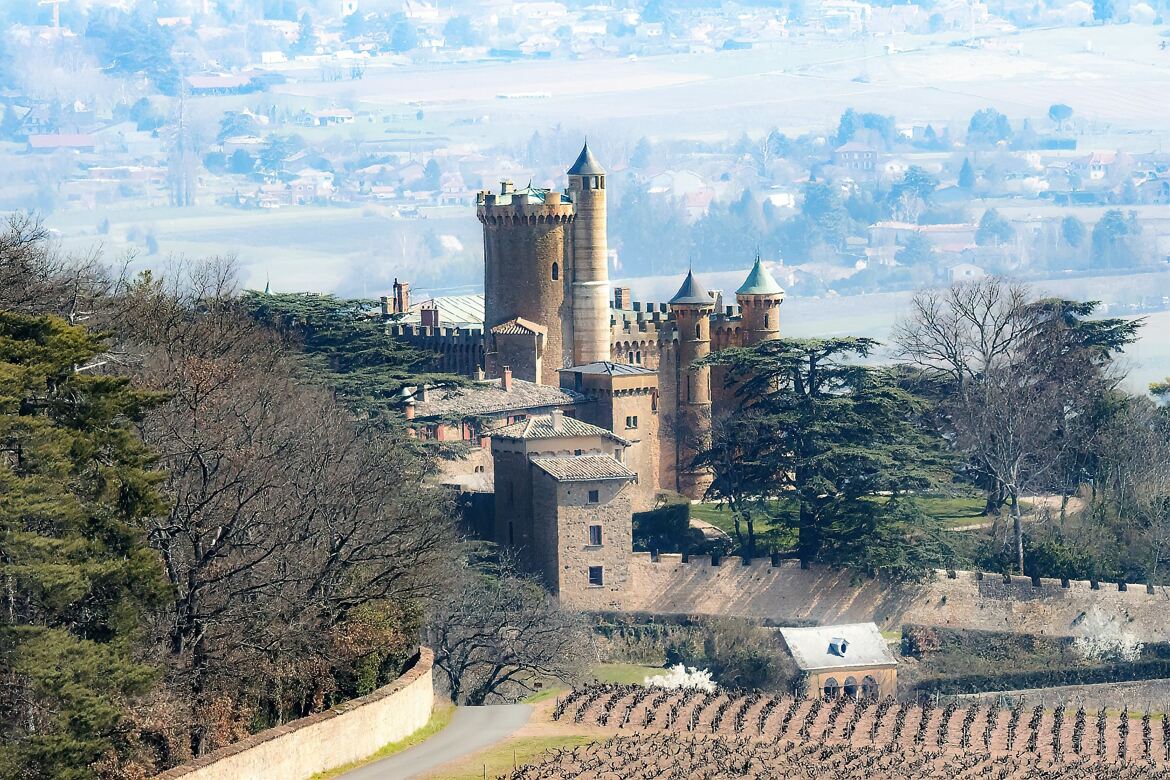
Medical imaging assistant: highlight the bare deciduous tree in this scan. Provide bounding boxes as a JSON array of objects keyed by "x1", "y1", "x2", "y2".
[{"x1": 429, "y1": 560, "x2": 593, "y2": 705}]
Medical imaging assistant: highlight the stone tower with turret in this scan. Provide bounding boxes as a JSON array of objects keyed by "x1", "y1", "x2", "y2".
[
  {"x1": 478, "y1": 182, "x2": 574, "y2": 386},
  {"x1": 566, "y1": 143, "x2": 611, "y2": 367},
  {"x1": 669, "y1": 270, "x2": 716, "y2": 498},
  {"x1": 736, "y1": 256, "x2": 785, "y2": 346}
]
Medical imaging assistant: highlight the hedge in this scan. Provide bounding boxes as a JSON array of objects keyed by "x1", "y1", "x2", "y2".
[{"x1": 911, "y1": 659, "x2": 1170, "y2": 696}]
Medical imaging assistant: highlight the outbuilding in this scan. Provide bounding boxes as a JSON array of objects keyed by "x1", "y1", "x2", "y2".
[{"x1": 779, "y1": 622, "x2": 897, "y2": 699}]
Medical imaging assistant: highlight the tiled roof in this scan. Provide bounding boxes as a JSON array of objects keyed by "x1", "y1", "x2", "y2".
[
  {"x1": 412, "y1": 379, "x2": 578, "y2": 418},
  {"x1": 532, "y1": 455, "x2": 634, "y2": 482},
  {"x1": 491, "y1": 317, "x2": 546, "y2": 336},
  {"x1": 779, "y1": 623, "x2": 897, "y2": 672},
  {"x1": 561, "y1": 361, "x2": 657, "y2": 376},
  {"x1": 493, "y1": 413, "x2": 630, "y2": 445}
]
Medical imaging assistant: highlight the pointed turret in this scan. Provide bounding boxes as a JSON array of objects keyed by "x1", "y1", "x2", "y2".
[
  {"x1": 735, "y1": 257, "x2": 784, "y2": 346},
  {"x1": 669, "y1": 270, "x2": 713, "y2": 306},
  {"x1": 566, "y1": 141, "x2": 610, "y2": 366},
  {"x1": 567, "y1": 141, "x2": 606, "y2": 176}
]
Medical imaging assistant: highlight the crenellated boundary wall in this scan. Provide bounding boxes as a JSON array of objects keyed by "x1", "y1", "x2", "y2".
[
  {"x1": 592, "y1": 554, "x2": 1170, "y2": 641},
  {"x1": 154, "y1": 647, "x2": 434, "y2": 780}
]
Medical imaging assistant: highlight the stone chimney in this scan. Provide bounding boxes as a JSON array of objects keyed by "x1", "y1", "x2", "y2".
[
  {"x1": 550, "y1": 408, "x2": 564, "y2": 432},
  {"x1": 501, "y1": 366, "x2": 512, "y2": 392},
  {"x1": 614, "y1": 286, "x2": 632, "y2": 310},
  {"x1": 380, "y1": 295, "x2": 391, "y2": 317},
  {"x1": 392, "y1": 278, "x2": 410, "y2": 314},
  {"x1": 418, "y1": 385, "x2": 429, "y2": 403}
]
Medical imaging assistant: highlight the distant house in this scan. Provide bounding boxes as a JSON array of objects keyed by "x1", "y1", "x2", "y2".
[
  {"x1": 948, "y1": 262, "x2": 986, "y2": 282},
  {"x1": 311, "y1": 108, "x2": 355, "y2": 126},
  {"x1": 186, "y1": 72, "x2": 260, "y2": 96},
  {"x1": 779, "y1": 623, "x2": 897, "y2": 699},
  {"x1": 833, "y1": 142, "x2": 877, "y2": 173}
]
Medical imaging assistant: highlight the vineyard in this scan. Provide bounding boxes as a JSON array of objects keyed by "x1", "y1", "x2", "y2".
[{"x1": 495, "y1": 683, "x2": 1170, "y2": 778}]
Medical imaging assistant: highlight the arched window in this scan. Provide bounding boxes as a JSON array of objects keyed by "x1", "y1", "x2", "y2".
[
  {"x1": 861, "y1": 675, "x2": 880, "y2": 699},
  {"x1": 823, "y1": 677, "x2": 840, "y2": 699},
  {"x1": 686, "y1": 374, "x2": 691, "y2": 402},
  {"x1": 764, "y1": 313, "x2": 770, "y2": 328},
  {"x1": 551, "y1": 262, "x2": 559, "y2": 280},
  {"x1": 695, "y1": 322, "x2": 701, "y2": 339},
  {"x1": 843, "y1": 676, "x2": 858, "y2": 699}
]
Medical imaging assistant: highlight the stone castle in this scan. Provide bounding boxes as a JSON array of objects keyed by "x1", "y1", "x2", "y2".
[
  {"x1": 394, "y1": 143, "x2": 785, "y2": 604},
  {"x1": 391, "y1": 144, "x2": 1170, "y2": 642}
]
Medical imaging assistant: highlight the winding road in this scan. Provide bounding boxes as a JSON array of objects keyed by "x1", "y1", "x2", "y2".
[{"x1": 341, "y1": 704, "x2": 533, "y2": 780}]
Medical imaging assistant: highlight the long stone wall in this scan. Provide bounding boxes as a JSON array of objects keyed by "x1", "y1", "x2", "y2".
[
  {"x1": 621, "y1": 554, "x2": 1170, "y2": 641},
  {"x1": 155, "y1": 647, "x2": 434, "y2": 780}
]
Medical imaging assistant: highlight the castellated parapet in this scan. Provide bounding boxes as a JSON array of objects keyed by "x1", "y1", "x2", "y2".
[{"x1": 478, "y1": 184, "x2": 575, "y2": 386}]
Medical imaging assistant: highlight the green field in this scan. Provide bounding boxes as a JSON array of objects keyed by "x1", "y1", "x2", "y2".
[
  {"x1": 422, "y1": 735, "x2": 596, "y2": 780},
  {"x1": 691, "y1": 494, "x2": 988, "y2": 550}
]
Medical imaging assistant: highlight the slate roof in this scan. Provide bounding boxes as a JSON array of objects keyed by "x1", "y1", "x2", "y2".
[
  {"x1": 779, "y1": 623, "x2": 897, "y2": 672},
  {"x1": 400, "y1": 294, "x2": 484, "y2": 327},
  {"x1": 669, "y1": 270, "x2": 714, "y2": 306},
  {"x1": 736, "y1": 257, "x2": 785, "y2": 297},
  {"x1": 411, "y1": 379, "x2": 578, "y2": 418},
  {"x1": 561, "y1": 361, "x2": 657, "y2": 376},
  {"x1": 567, "y1": 142, "x2": 606, "y2": 175},
  {"x1": 493, "y1": 413, "x2": 630, "y2": 445},
  {"x1": 532, "y1": 455, "x2": 635, "y2": 482},
  {"x1": 491, "y1": 317, "x2": 546, "y2": 336}
]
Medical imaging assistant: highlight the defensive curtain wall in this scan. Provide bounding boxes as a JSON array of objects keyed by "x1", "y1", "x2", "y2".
[
  {"x1": 567, "y1": 555, "x2": 1170, "y2": 642},
  {"x1": 155, "y1": 647, "x2": 434, "y2": 780}
]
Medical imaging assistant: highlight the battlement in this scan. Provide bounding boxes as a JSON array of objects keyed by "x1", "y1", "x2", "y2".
[
  {"x1": 390, "y1": 323, "x2": 484, "y2": 342},
  {"x1": 476, "y1": 182, "x2": 575, "y2": 225}
]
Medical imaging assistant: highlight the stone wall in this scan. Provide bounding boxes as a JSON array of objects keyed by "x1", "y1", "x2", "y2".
[
  {"x1": 621, "y1": 555, "x2": 1170, "y2": 641},
  {"x1": 155, "y1": 648, "x2": 434, "y2": 780}
]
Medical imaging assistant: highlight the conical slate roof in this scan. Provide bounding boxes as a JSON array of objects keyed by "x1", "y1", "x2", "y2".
[
  {"x1": 669, "y1": 270, "x2": 713, "y2": 306},
  {"x1": 736, "y1": 257, "x2": 785, "y2": 296},
  {"x1": 567, "y1": 142, "x2": 605, "y2": 175}
]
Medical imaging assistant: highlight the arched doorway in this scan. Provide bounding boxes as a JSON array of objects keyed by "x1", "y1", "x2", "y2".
[
  {"x1": 823, "y1": 677, "x2": 840, "y2": 699},
  {"x1": 843, "y1": 676, "x2": 858, "y2": 699},
  {"x1": 861, "y1": 675, "x2": 880, "y2": 699}
]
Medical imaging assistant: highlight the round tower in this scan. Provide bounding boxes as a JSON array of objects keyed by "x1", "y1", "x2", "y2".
[
  {"x1": 735, "y1": 256, "x2": 785, "y2": 346},
  {"x1": 566, "y1": 142, "x2": 611, "y2": 367},
  {"x1": 478, "y1": 182, "x2": 574, "y2": 386},
  {"x1": 669, "y1": 270, "x2": 715, "y2": 499}
]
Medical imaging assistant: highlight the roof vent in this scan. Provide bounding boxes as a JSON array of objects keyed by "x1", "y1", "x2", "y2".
[
  {"x1": 829, "y1": 637, "x2": 849, "y2": 657},
  {"x1": 550, "y1": 408, "x2": 564, "y2": 432}
]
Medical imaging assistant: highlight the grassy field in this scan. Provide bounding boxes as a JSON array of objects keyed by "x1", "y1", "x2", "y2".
[
  {"x1": 310, "y1": 702, "x2": 455, "y2": 780},
  {"x1": 691, "y1": 494, "x2": 988, "y2": 550}
]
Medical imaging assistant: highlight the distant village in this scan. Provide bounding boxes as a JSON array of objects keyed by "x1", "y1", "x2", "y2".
[{"x1": 2, "y1": 0, "x2": 1170, "y2": 310}]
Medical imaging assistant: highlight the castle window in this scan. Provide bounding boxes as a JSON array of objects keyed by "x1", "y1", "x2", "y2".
[
  {"x1": 552, "y1": 262, "x2": 559, "y2": 280},
  {"x1": 588, "y1": 489, "x2": 600, "y2": 503},
  {"x1": 575, "y1": 448, "x2": 583, "y2": 456},
  {"x1": 588, "y1": 566, "x2": 604, "y2": 586},
  {"x1": 588, "y1": 525, "x2": 602, "y2": 546},
  {"x1": 686, "y1": 375, "x2": 691, "y2": 402},
  {"x1": 764, "y1": 313, "x2": 770, "y2": 328},
  {"x1": 625, "y1": 415, "x2": 638, "y2": 429},
  {"x1": 635, "y1": 351, "x2": 642, "y2": 364},
  {"x1": 628, "y1": 351, "x2": 634, "y2": 363},
  {"x1": 695, "y1": 323, "x2": 701, "y2": 339}
]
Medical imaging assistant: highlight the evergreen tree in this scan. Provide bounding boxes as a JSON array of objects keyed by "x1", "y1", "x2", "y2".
[
  {"x1": 0, "y1": 313, "x2": 167, "y2": 778},
  {"x1": 976, "y1": 208, "x2": 1015, "y2": 246},
  {"x1": 241, "y1": 292, "x2": 464, "y2": 419},
  {"x1": 700, "y1": 338, "x2": 951, "y2": 578},
  {"x1": 958, "y1": 157, "x2": 976, "y2": 189}
]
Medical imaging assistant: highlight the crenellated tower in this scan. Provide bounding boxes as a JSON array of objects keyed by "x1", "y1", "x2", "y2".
[
  {"x1": 565, "y1": 142, "x2": 611, "y2": 367},
  {"x1": 669, "y1": 270, "x2": 716, "y2": 498},
  {"x1": 735, "y1": 256, "x2": 785, "y2": 346},
  {"x1": 478, "y1": 182, "x2": 574, "y2": 386}
]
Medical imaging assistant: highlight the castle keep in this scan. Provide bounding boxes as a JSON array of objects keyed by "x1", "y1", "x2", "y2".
[{"x1": 398, "y1": 142, "x2": 785, "y2": 602}]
